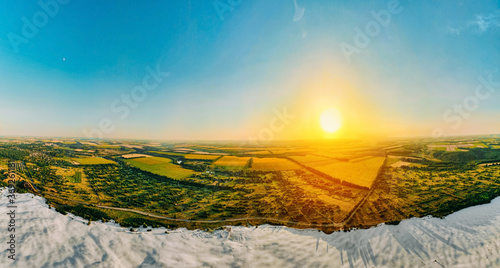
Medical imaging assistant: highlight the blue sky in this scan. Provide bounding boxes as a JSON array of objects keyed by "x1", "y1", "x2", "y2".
[{"x1": 0, "y1": 0, "x2": 499, "y2": 140}]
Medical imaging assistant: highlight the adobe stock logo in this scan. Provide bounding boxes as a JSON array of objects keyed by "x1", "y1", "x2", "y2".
[
  {"x1": 8, "y1": 0, "x2": 70, "y2": 53},
  {"x1": 247, "y1": 107, "x2": 295, "y2": 144},
  {"x1": 212, "y1": 0, "x2": 242, "y2": 21},
  {"x1": 340, "y1": 0, "x2": 403, "y2": 63},
  {"x1": 83, "y1": 65, "x2": 169, "y2": 139},
  {"x1": 432, "y1": 71, "x2": 499, "y2": 138}
]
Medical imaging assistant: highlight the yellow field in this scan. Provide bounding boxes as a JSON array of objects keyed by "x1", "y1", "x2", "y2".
[
  {"x1": 315, "y1": 152, "x2": 350, "y2": 160},
  {"x1": 214, "y1": 156, "x2": 250, "y2": 170},
  {"x1": 251, "y1": 157, "x2": 301, "y2": 171},
  {"x1": 310, "y1": 157, "x2": 386, "y2": 188},
  {"x1": 184, "y1": 154, "x2": 221, "y2": 160},
  {"x1": 216, "y1": 147, "x2": 252, "y2": 152},
  {"x1": 244, "y1": 151, "x2": 272, "y2": 155},
  {"x1": 124, "y1": 157, "x2": 195, "y2": 179},
  {"x1": 0, "y1": 159, "x2": 8, "y2": 170},
  {"x1": 72, "y1": 157, "x2": 116, "y2": 165},
  {"x1": 270, "y1": 149, "x2": 312, "y2": 155},
  {"x1": 289, "y1": 155, "x2": 337, "y2": 166},
  {"x1": 350, "y1": 155, "x2": 376, "y2": 163}
]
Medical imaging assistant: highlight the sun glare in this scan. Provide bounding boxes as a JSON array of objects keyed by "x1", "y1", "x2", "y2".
[{"x1": 320, "y1": 108, "x2": 342, "y2": 133}]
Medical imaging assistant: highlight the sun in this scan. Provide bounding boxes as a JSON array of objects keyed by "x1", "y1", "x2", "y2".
[{"x1": 319, "y1": 108, "x2": 342, "y2": 133}]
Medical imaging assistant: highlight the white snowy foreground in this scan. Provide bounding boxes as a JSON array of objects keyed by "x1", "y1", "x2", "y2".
[{"x1": 1, "y1": 188, "x2": 500, "y2": 268}]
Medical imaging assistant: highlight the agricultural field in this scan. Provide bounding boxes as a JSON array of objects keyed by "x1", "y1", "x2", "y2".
[
  {"x1": 385, "y1": 156, "x2": 401, "y2": 166},
  {"x1": 52, "y1": 167, "x2": 83, "y2": 183},
  {"x1": 289, "y1": 155, "x2": 335, "y2": 166},
  {"x1": 172, "y1": 148, "x2": 195, "y2": 152},
  {"x1": 121, "y1": 154, "x2": 152, "y2": 159},
  {"x1": 348, "y1": 164, "x2": 500, "y2": 228},
  {"x1": 314, "y1": 152, "x2": 351, "y2": 161},
  {"x1": 90, "y1": 144, "x2": 122, "y2": 149},
  {"x1": 349, "y1": 155, "x2": 378, "y2": 162},
  {"x1": 213, "y1": 156, "x2": 251, "y2": 170},
  {"x1": 270, "y1": 148, "x2": 312, "y2": 155},
  {"x1": 124, "y1": 157, "x2": 196, "y2": 179},
  {"x1": 72, "y1": 157, "x2": 116, "y2": 165},
  {"x1": 251, "y1": 157, "x2": 301, "y2": 171},
  {"x1": 148, "y1": 151, "x2": 185, "y2": 156},
  {"x1": 48, "y1": 166, "x2": 100, "y2": 203},
  {"x1": 390, "y1": 161, "x2": 412, "y2": 168},
  {"x1": 3, "y1": 135, "x2": 500, "y2": 233},
  {"x1": 0, "y1": 158, "x2": 8, "y2": 171},
  {"x1": 428, "y1": 144, "x2": 476, "y2": 152},
  {"x1": 244, "y1": 150, "x2": 272, "y2": 155},
  {"x1": 282, "y1": 170, "x2": 365, "y2": 220},
  {"x1": 184, "y1": 154, "x2": 221, "y2": 160},
  {"x1": 147, "y1": 150, "x2": 221, "y2": 160},
  {"x1": 472, "y1": 142, "x2": 488, "y2": 148},
  {"x1": 309, "y1": 156, "x2": 386, "y2": 188}
]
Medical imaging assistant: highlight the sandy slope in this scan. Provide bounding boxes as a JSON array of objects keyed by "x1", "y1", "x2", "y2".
[{"x1": 1, "y1": 188, "x2": 500, "y2": 268}]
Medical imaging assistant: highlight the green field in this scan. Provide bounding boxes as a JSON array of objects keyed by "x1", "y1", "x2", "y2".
[
  {"x1": 125, "y1": 156, "x2": 196, "y2": 179},
  {"x1": 148, "y1": 151, "x2": 185, "y2": 156},
  {"x1": 7, "y1": 136, "x2": 500, "y2": 233},
  {"x1": 94, "y1": 145, "x2": 121, "y2": 149},
  {"x1": 68, "y1": 171, "x2": 82, "y2": 183},
  {"x1": 72, "y1": 157, "x2": 116, "y2": 165}
]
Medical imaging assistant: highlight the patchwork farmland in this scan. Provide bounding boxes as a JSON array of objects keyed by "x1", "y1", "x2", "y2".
[{"x1": 5, "y1": 136, "x2": 500, "y2": 233}]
